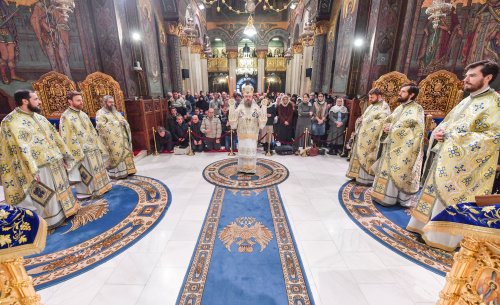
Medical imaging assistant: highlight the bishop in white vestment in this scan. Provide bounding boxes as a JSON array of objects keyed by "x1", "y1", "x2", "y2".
[{"x1": 229, "y1": 84, "x2": 267, "y2": 174}]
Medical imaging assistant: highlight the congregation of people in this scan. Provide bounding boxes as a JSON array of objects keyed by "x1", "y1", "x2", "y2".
[{"x1": 157, "y1": 89, "x2": 350, "y2": 156}]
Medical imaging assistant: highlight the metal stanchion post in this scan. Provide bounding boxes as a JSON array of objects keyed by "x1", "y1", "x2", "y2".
[
  {"x1": 300, "y1": 128, "x2": 309, "y2": 157},
  {"x1": 152, "y1": 127, "x2": 159, "y2": 155},
  {"x1": 265, "y1": 129, "x2": 273, "y2": 156},
  {"x1": 228, "y1": 129, "x2": 236, "y2": 156},
  {"x1": 187, "y1": 127, "x2": 195, "y2": 156}
]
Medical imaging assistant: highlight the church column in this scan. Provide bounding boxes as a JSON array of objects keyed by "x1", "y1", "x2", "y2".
[
  {"x1": 285, "y1": 60, "x2": 292, "y2": 93},
  {"x1": 291, "y1": 43, "x2": 303, "y2": 95},
  {"x1": 166, "y1": 23, "x2": 183, "y2": 92},
  {"x1": 301, "y1": 43, "x2": 314, "y2": 95},
  {"x1": 201, "y1": 53, "x2": 209, "y2": 92},
  {"x1": 256, "y1": 50, "x2": 267, "y2": 93},
  {"x1": 356, "y1": 0, "x2": 407, "y2": 95},
  {"x1": 191, "y1": 43, "x2": 203, "y2": 93},
  {"x1": 310, "y1": 21, "x2": 329, "y2": 93},
  {"x1": 180, "y1": 36, "x2": 192, "y2": 92},
  {"x1": 227, "y1": 50, "x2": 238, "y2": 95}
]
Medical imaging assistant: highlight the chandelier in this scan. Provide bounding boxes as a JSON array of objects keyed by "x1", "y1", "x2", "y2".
[
  {"x1": 203, "y1": 34, "x2": 213, "y2": 57},
  {"x1": 183, "y1": 16, "x2": 198, "y2": 42},
  {"x1": 300, "y1": 19, "x2": 315, "y2": 47},
  {"x1": 284, "y1": 36, "x2": 293, "y2": 60},
  {"x1": 425, "y1": 0, "x2": 452, "y2": 29},
  {"x1": 243, "y1": 15, "x2": 257, "y2": 37}
]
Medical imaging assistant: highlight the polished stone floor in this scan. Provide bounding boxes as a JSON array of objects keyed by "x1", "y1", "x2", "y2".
[{"x1": 0, "y1": 152, "x2": 445, "y2": 305}]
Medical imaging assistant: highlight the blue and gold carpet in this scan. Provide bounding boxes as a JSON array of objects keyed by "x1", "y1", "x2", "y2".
[
  {"x1": 24, "y1": 175, "x2": 171, "y2": 290},
  {"x1": 177, "y1": 158, "x2": 315, "y2": 305},
  {"x1": 339, "y1": 181, "x2": 453, "y2": 276}
]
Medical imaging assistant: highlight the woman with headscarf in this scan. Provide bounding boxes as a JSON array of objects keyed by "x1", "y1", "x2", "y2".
[
  {"x1": 327, "y1": 98, "x2": 349, "y2": 155},
  {"x1": 311, "y1": 92, "x2": 328, "y2": 147},
  {"x1": 294, "y1": 94, "x2": 313, "y2": 150},
  {"x1": 275, "y1": 95, "x2": 294, "y2": 144}
]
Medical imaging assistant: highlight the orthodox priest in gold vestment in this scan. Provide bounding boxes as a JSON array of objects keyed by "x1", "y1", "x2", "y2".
[
  {"x1": 346, "y1": 88, "x2": 391, "y2": 185},
  {"x1": 371, "y1": 84, "x2": 425, "y2": 207},
  {"x1": 60, "y1": 91, "x2": 112, "y2": 199},
  {"x1": 96, "y1": 95, "x2": 136, "y2": 179},
  {"x1": 0, "y1": 90, "x2": 79, "y2": 229},
  {"x1": 408, "y1": 60, "x2": 500, "y2": 251},
  {"x1": 229, "y1": 84, "x2": 267, "y2": 174}
]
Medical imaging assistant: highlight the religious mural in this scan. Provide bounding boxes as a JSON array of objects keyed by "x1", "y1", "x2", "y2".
[
  {"x1": 0, "y1": 0, "x2": 84, "y2": 95},
  {"x1": 332, "y1": 0, "x2": 359, "y2": 95},
  {"x1": 409, "y1": 0, "x2": 499, "y2": 81}
]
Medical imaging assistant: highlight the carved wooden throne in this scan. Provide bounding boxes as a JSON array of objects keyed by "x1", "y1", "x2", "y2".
[
  {"x1": 416, "y1": 70, "x2": 463, "y2": 119},
  {"x1": 32, "y1": 71, "x2": 77, "y2": 119},
  {"x1": 372, "y1": 71, "x2": 412, "y2": 111},
  {"x1": 79, "y1": 72, "x2": 126, "y2": 118}
]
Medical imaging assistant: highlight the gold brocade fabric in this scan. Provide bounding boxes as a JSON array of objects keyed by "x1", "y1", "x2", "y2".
[
  {"x1": 373, "y1": 101, "x2": 425, "y2": 196},
  {"x1": 95, "y1": 108, "x2": 133, "y2": 169},
  {"x1": 229, "y1": 101, "x2": 267, "y2": 173},
  {"x1": 60, "y1": 108, "x2": 108, "y2": 164},
  {"x1": 229, "y1": 102, "x2": 268, "y2": 135},
  {"x1": 347, "y1": 101, "x2": 391, "y2": 178},
  {"x1": 0, "y1": 108, "x2": 74, "y2": 205},
  {"x1": 413, "y1": 89, "x2": 500, "y2": 222}
]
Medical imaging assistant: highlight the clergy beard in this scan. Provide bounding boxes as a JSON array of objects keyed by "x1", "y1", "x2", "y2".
[
  {"x1": 28, "y1": 103, "x2": 41, "y2": 113},
  {"x1": 72, "y1": 103, "x2": 83, "y2": 110},
  {"x1": 396, "y1": 96, "x2": 409, "y2": 103},
  {"x1": 244, "y1": 99, "x2": 252, "y2": 107},
  {"x1": 105, "y1": 105, "x2": 116, "y2": 111},
  {"x1": 464, "y1": 79, "x2": 485, "y2": 93}
]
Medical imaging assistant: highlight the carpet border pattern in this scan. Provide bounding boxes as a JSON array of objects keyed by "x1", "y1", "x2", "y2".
[
  {"x1": 24, "y1": 175, "x2": 172, "y2": 290},
  {"x1": 338, "y1": 181, "x2": 453, "y2": 276}
]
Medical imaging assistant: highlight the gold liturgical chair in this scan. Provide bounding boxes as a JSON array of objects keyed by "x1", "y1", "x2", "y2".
[
  {"x1": 372, "y1": 71, "x2": 412, "y2": 111},
  {"x1": 79, "y1": 71, "x2": 126, "y2": 119},
  {"x1": 416, "y1": 70, "x2": 463, "y2": 133},
  {"x1": 32, "y1": 71, "x2": 77, "y2": 119}
]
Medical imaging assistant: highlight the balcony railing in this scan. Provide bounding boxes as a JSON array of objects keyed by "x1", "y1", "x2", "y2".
[
  {"x1": 208, "y1": 58, "x2": 229, "y2": 72},
  {"x1": 265, "y1": 57, "x2": 287, "y2": 72}
]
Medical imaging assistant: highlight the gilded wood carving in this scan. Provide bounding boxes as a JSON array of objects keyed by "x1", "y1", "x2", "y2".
[
  {"x1": 372, "y1": 71, "x2": 411, "y2": 111},
  {"x1": 79, "y1": 72, "x2": 126, "y2": 118},
  {"x1": 416, "y1": 70, "x2": 463, "y2": 118},
  {"x1": 265, "y1": 58, "x2": 287, "y2": 72},
  {"x1": 32, "y1": 71, "x2": 77, "y2": 119}
]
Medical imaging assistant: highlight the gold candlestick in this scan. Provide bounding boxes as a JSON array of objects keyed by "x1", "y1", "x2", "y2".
[
  {"x1": 152, "y1": 127, "x2": 159, "y2": 155},
  {"x1": 228, "y1": 129, "x2": 236, "y2": 156},
  {"x1": 187, "y1": 127, "x2": 195, "y2": 156}
]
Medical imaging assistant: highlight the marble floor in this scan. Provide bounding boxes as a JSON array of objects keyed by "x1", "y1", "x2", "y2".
[{"x1": 0, "y1": 152, "x2": 445, "y2": 305}]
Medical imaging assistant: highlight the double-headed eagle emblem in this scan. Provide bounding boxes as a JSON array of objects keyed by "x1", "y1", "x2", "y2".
[{"x1": 219, "y1": 217, "x2": 273, "y2": 253}]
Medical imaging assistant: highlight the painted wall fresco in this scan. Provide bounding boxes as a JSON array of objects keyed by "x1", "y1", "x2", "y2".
[
  {"x1": 0, "y1": 1, "x2": 84, "y2": 95},
  {"x1": 408, "y1": 0, "x2": 499, "y2": 81},
  {"x1": 332, "y1": 0, "x2": 359, "y2": 94}
]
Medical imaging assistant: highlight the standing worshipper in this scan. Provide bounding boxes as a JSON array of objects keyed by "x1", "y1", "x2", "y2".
[
  {"x1": 96, "y1": 95, "x2": 137, "y2": 179},
  {"x1": 229, "y1": 84, "x2": 267, "y2": 173},
  {"x1": 294, "y1": 95, "x2": 313, "y2": 150},
  {"x1": 0, "y1": 90, "x2": 79, "y2": 228},
  {"x1": 327, "y1": 98, "x2": 349, "y2": 155},
  {"x1": 408, "y1": 60, "x2": 500, "y2": 251},
  {"x1": 210, "y1": 93, "x2": 224, "y2": 116},
  {"x1": 260, "y1": 98, "x2": 277, "y2": 150},
  {"x1": 311, "y1": 93, "x2": 328, "y2": 147},
  {"x1": 172, "y1": 91, "x2": 189, "y2": 116},
  {"x1": 275, "y1": 95, "x2": 294, "y2": 144},
  {"x1": 371, "y1": 84, "x2": 425, "y2": 207},
  {"x1": 201, "y1": 108, "x2": 222, "y2": 151},
  {"x1": 346, "y1": 88, "x2": 391, "y2": 185},
  {"x1": 60, "y1": 91, "x2": 111, "y2": 199}
]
